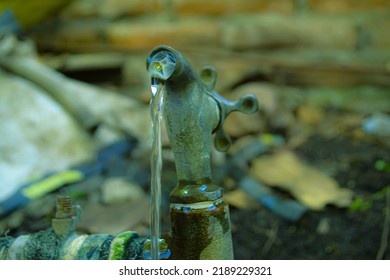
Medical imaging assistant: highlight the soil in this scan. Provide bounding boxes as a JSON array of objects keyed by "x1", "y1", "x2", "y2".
[{"x1": 231, "y1": 134, "x2": 390, "y2": 260}]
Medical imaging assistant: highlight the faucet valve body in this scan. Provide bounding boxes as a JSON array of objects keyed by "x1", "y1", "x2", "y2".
[{"x1": 147, "y1": 46, "x2": 258, "y2": 259}]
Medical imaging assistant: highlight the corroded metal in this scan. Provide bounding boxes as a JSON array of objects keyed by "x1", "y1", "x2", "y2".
[
  {"x1": 52, "y1": 195, "x2": 79, "y2": 238},
  {"x1": 0, "y1": 197, "x2": 147, "y2": 260},
  {"x1": 169, "y1": 199, "x2": 233, "y2": 260}
]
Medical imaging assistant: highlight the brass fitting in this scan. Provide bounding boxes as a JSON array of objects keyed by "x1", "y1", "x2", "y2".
[{"x1": 52, "y1": 196, "x2": 80, "y2": 238}]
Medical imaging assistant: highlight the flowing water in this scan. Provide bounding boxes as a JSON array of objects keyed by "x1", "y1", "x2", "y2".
[
  {"x1": 145, "y1": 51, "x2": 176, "y2": 260},
  {"x1": 148, "y1": 77, "x2": 165, "y2": 260}
]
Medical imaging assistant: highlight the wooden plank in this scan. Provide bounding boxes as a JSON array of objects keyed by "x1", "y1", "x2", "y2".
[
  {"x1": 221, "y1": 14, "x2": 357, "y2": 51},
  {"x1": 172, "y1": 0, "x2": 294, "y2": 15},
  {"x1": 60, "y1": 0, "x2": 390, "y2": 19},
  {"x1": 308, "y1": 0, "x2": 390, "y2": 12},
  {"x1": 105, "y1": 17, "x2": 220, "y2": 52},
  {"x1": 34, "y1": 12, "x2": 390, "y2": 54},
  {"x1": 33, "y1": 17, "x2": 220, "y2": 53},
  {"x1": 60, "y1": 0, "x2": 294, "y2": 19},
  {"x1": 60, "y1": 0, "x2": 163, "y2": 19}
]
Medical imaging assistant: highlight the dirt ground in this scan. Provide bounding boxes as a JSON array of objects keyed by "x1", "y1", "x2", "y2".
[
  {"x1": 231, "y1": 134, "x2": 389, "y2": 260},
  {"x1": 3, "y1": 135, "x2": 390, "y2": 260}
]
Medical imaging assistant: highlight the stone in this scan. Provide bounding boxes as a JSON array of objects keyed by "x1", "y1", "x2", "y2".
[{"x1": 0, "y1": 70, "x2": 95, "y2": 201}]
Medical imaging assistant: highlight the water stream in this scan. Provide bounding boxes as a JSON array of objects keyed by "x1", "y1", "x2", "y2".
[
  {"x1": 148, "y1": 77, "x2": 164, "y2": 260},
  {"x1": 145, "y1": 51, "x2": 176, "y2": 260}
]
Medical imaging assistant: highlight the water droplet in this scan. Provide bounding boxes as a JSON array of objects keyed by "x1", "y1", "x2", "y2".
[
  {"x1": 208, "y1": 205, "x2": 217, "y2": 211},
  {"x1": 151, "y1": 77, "x2": 160, "y2": 97}
]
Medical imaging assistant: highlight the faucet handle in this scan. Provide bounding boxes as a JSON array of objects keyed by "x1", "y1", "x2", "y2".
[{"x1": 200, "y1": 66, "x2": 258, "y2": 152}]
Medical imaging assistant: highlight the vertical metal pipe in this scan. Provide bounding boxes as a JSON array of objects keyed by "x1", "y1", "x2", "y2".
[{"x1": 168, "y1": 179, "x2": 234, "y2": 260}]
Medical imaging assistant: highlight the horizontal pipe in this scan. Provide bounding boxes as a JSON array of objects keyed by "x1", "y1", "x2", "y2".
[{"x1": 0, "y1": 229, "x2": 146, "y2": 260}]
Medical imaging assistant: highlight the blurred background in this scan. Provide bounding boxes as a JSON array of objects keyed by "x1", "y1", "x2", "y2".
[{"x1": 0, "y1": 0, "x2": 389, "y2": 259}]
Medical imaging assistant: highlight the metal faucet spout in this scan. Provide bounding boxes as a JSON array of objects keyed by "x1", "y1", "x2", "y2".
[{"x1": 147, "y1": 45, "x2": 219, "y2": 183}]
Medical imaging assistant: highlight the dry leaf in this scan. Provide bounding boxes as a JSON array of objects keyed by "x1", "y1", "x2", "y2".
[{"x1": 250, "y1": 150, "x2": 353, "y2": 210}]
